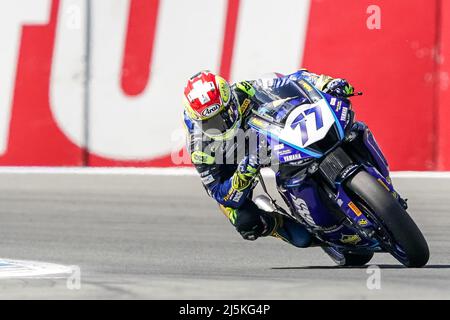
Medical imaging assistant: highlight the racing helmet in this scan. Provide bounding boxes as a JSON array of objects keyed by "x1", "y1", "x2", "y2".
[{"x1": 183, "y1": 71, "x2": 240, "y2": 140}]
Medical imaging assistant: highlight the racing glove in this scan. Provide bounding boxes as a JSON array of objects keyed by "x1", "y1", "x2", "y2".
[
  {"x1": 324, "y1": 79, "x2": 354, "y2": 98},
  {"x1": 232, "y1": 153, "x2": 260, "y2": 191},
  {"x1": 351, "y1": 121, "x2": 368, "y2": 132},
  {"x1": 231, "y1": 132, "x2": 268, "y2": 191}
]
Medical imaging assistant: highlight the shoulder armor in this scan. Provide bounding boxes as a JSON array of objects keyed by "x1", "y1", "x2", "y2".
[{"x1": 236, "y1": 81, "x2": 256, "y2": 97}]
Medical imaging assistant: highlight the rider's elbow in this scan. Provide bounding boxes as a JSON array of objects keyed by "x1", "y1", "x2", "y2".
[
  {"x1": 215, "y1": 192, "x2": 247, "y2": 209},
  {"x1": 212, "y1": 185, "x2": 248, "y2": 209}
]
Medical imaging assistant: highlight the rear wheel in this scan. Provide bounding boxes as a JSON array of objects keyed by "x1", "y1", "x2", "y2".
[{"x1": 346, "y1": 171, "x2": 429, "y2": 267}]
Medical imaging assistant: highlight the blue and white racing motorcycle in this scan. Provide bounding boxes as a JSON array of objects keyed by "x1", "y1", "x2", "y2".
[{"x1": 249, "y1": 78, "x2": 429, "y2": 267}]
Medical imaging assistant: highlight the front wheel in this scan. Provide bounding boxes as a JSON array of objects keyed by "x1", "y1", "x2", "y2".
[{"x1": 346, "y1": 171, "x2": 429, "y2": 267}]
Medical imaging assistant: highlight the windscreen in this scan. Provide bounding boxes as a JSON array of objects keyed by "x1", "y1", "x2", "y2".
[{"x1": 252, "y1": 79, "x2": 315, "y2": 125}]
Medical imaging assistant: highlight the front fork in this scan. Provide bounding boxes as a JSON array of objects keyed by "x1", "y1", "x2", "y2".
[
  {"x1": 331, "y1": 123, "x2": 408, "y2": 239},
  {"x1": 346, "y1": 122, "x2": 407, "y2": 209}
]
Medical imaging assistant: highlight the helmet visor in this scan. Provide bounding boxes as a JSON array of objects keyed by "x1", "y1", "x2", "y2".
[{"x1": 200, "y1": 103, "x2": 240, "y2": 140}]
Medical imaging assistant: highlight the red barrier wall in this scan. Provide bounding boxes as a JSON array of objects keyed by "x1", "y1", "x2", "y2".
[
  {"x1": 437, "y1": 0, "x2": 450, "y2": 170},
  {"x1": 0, "y1": 0, "x2": 82, "y2": 166},
  {"x1": 0, "y1": 0, "x2": 448, "y2": 170},
  {"x1": 303, "y1": 0, "x2": 438, "y2": 170}
]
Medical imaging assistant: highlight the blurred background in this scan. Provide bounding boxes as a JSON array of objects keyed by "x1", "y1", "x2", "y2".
[{"x1": 0, "y1": 0, "x2": 448, "y2": 170}]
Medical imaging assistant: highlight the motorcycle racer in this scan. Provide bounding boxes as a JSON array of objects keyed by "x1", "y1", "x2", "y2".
[{"x1": 183, "y1": 69, "x2": 354, "y2": 246}]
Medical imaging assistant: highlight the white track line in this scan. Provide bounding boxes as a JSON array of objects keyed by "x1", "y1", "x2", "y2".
[
  {"x1": 0, "y1": 258, "x2": 73, "y2": 279},
  {"x1": 390, "y1": 171, "x2": 450, "y2": 178},
  {"x1": 0, "y1": 166, "x2": 448, "y2": 178},
  {"x1": 0, "y1": 167, "x2": 198, "y2": 176}
]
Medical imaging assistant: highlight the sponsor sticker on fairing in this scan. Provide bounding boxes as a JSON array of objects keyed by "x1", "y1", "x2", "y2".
[
  {"x1": 358, "y1": 219, "x2": 369, "y2": 226},
  {"x1": 273, "y1": 143, "x2": 284, "y2": 151},
  {"x1": 278, "y1": 149, "x2": 292, "y2": 156},
  {"x1": 348, "y1": 201, "x2": 362, "y2": 217},
  {"x1": 340, "y1": 107, "x2": 348, "y2": 122},
  {"x1": 340, "y1": 234, "x2": 361, "y2": 245},
  {"x1": 250, "y1": 117, "x2": 269, "y2": 129},
  {"x1": 283, "y1": 154, "x2": 303, "y2": 162},
  {"x1": 291, "y1": 195, "x2": 317, "y2": 227},
  {"x1": 330, "y1": 97, "x2": 337, "y2": 106},
  {"x1": 300, "y1": 81, "x2": 313, "y2": 92}
]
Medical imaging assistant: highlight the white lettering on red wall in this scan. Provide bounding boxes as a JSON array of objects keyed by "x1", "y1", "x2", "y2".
[
  {"x1": 0, "y1": 0, "x2": 51, "y2": 155},
  {"x1": 0, "y1": 0, "x2": 446, "y2": 169}
]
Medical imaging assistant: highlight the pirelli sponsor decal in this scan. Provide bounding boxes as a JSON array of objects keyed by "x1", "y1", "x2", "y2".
[{"x1": 348, "y1": 201, "x2": 362, "y2": 217}]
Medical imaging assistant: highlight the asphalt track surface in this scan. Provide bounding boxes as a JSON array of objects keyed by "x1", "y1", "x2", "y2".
[{"x1": 0, "y1": 169, "x2": 449, "y2": 299}]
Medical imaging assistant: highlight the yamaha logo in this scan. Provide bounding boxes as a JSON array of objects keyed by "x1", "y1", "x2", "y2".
[{"x1": 201, "y1": 104, "x2": 220, "y2": 117}]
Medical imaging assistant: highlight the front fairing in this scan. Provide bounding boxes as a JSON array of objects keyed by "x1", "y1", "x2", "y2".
[
  {"x1": 248, "y1": 79, "x2": 353, "y2": 165},
  {"x1": 247, "y1": 79, "x2": 383, "y2": 249},
  {"x1": 276, "y1": 170, "x2": 380, "y2": 249}
]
